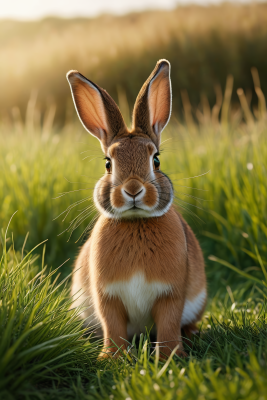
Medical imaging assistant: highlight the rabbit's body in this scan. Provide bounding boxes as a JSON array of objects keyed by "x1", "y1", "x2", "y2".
[
  {"x1": 67, "y1": 60, "x2": 207, "y2": 357},
  {"x1": 71, "y1": 207, "x2": 206, "y2": 354}
]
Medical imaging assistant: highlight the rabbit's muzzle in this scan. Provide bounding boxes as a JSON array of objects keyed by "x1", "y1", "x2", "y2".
[
  {"x1": 111, "y1": 179, "x2": 158, "y2": 211},
  {"x1": 94, "y1": 171, "x2": 171, "y2": 219}
]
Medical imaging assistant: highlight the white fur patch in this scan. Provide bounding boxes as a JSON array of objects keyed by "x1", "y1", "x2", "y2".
[
  {"x1": 104, "y1": 272, "x2": 172, "y2": 336},
  {"x1": 181, "y1": 289, "x2": 206, "y2": 327}
]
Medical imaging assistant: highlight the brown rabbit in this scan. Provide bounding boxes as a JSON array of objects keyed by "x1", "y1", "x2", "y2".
[{"x1": 67, "y1": 59, "x2": 207, "y2": 358}]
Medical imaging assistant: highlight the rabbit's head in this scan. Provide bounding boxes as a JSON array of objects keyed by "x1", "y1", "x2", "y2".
[{"x1": 67, "y1": 60, "x2": 173, "y2": 219}]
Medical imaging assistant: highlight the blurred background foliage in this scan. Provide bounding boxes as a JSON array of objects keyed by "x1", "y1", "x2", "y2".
[{"x1": 1, "y1": 3, "x2": 267, "y2": 127}]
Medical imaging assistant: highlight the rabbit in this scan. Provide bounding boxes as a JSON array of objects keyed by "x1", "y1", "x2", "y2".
[{"x1": 66, "y1": 59, "x2": 207, "y2": 358}]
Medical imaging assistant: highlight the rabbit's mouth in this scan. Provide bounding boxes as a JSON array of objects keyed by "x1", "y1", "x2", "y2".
[{"x1": 130, "y1": 205, "x2": 140, "y2": 210}]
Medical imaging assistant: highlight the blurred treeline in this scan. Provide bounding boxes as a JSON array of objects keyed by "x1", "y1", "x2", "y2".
[{"x1": 1, "y1": 2, "x2": 267, "y2": 126}]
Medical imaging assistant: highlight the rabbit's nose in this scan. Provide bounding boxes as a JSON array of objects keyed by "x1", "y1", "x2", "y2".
[
  {"x1": 123, "y1": 179, "x2": 144, "y2": 199},
  {"x1": 124, "y1": 189, "x2": 144, "y2": 199}
]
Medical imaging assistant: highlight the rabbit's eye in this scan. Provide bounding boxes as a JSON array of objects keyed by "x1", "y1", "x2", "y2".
[
  {"x1": 153, "y1": 156, "x2": 160, "y2": 169},
  {"x1": 105, "y1": 158, "x2": 111, "y2": 171}
]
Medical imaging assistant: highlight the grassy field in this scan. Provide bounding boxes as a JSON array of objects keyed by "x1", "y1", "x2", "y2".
[{"x1": 1, "y1": 75, "x2": 267, "y2": 398}]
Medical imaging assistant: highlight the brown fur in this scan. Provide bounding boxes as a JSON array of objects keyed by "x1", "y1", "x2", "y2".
[
  {"x1": 90, "y1": 208, "x2": 187, "y2": 285},
  {"x1": 66, "y1": 59, "x2": 207, "y2": 358},
  {"x1": 94, "y1": 136, "x2": 172, "y2": 217},
  {"x1": 67, "y1": 70, "x2": 127, "y2": 151}
]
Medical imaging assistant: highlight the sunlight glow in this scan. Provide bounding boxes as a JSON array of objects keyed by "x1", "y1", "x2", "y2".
[{"x1": 0, "y1": 0, "x2": 249, "y2": 20}]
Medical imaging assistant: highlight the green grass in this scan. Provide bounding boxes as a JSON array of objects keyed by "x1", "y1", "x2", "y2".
[
  {"x1": 1, "y1": 103, "x2": 267, "y2": 397},
  {"x1": 0, "y1": 233, "x2": 266, "y2": 399},
  {"x1": 0, "y1": 227, "x2": 100, "y2": 399}
]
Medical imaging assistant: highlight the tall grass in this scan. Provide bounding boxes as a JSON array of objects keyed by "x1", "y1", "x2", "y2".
[
  {"x1": 0, "y1": 125, "x2": 101, "y2": 271},
  {"x1": 0, "y1": 226, "x2": 100, "y2": 398}
]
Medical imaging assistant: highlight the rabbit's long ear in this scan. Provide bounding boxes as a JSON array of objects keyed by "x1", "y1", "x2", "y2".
[
  {"x1": 132, "y1": 59, "x2": 171, "y2": 146},
  {"x1": 66, "y1": 70, "x2": 126, "y2": 150}
]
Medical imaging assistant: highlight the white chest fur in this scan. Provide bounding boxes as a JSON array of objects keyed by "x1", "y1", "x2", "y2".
[
  {"x1": 104, "y1": 272, "x2": 206, "y2": 336},
  {"x1": 104, "y1": 272, "x2": 172, "y2": 336}
]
